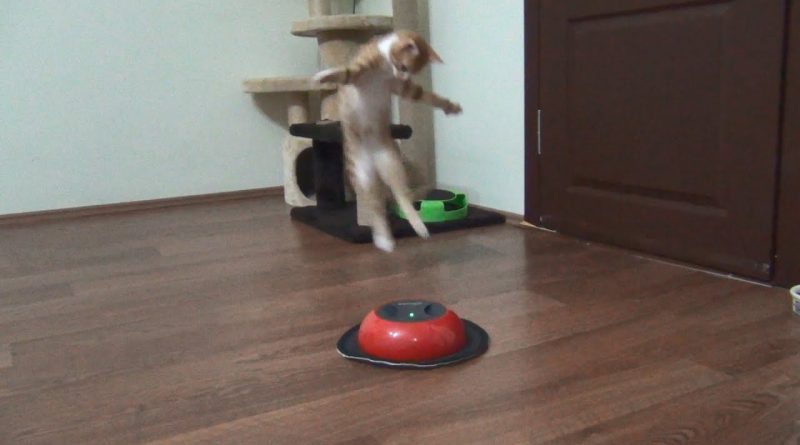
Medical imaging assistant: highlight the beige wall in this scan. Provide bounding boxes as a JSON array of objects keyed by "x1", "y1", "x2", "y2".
[
  {"x1": 0, "y1": 1, "x2": 317, "y2": 215},
  {"x1": 429, "y1": 0, "x2": 525, "y2": 214},
  {"x1": 1, "y1": 0, "x2": 525, "y2": 216}
]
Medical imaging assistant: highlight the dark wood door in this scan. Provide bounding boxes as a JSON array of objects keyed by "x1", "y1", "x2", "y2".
[
  {"x1": 775, "y1": 0, "x2": 800, "y2": 286},
  {"x1": 536, "y1": 0, "x2": 786, "y2": 279}
]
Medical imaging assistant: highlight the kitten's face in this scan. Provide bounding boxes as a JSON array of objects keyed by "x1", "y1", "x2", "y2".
[{"x1": 389, "y1": 31, "x2": 443, "y2": 78}]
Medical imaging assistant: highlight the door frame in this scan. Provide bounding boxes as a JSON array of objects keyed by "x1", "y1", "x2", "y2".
[
  {"x1": 775, "y1": 0, "x2": 800, "y2": 287},
  {"x1": 524, "y1": 0, "x2": 542, "y2": 224},
  {"x1": 524, "y1": 0, "x2": 800, "y2": 286}
]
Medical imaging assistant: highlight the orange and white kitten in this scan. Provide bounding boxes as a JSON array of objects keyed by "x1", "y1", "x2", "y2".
[{"x1": 314, "y1": 30, "x2": 462, "y2": 252}]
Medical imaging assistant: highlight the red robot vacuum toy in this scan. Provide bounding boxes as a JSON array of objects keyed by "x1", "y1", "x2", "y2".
[{"x1": 337, "y1": 300, "x2": 489, "y2": 369}]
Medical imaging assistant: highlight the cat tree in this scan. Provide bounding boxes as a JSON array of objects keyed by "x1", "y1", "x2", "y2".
[
  {"x1": 244, "y1": 0, "x2": 504, "y2": 243},
  {"x1": 244, "y1": 0, "x2": 396, "y2": 211}
]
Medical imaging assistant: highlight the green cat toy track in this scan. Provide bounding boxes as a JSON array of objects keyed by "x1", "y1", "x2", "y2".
[{"x1": 393, "y1": 189, "x2": 469, "y2": 223}]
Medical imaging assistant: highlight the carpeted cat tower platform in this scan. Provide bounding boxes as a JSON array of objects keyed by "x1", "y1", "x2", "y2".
[{"x1": 288, "y1": 121, "x2": 505, "y2": 244}]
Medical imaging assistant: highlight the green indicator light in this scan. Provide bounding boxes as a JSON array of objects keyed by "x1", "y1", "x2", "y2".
[{"x1": 409, "y1": 312, "x2": 415, "y2": 318}]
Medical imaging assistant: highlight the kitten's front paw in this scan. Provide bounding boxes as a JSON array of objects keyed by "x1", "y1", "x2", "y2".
[{"x1": 443, "y1": 101, "x2": 462, "y2": 115}]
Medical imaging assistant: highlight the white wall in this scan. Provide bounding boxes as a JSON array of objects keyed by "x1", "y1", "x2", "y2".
[
  {"x1": 429, "y1": 0, "x2": 525, "y2": 214},
  {"x1": 0, "y1": 1, "x2": 317, "y2": 215},
  {"x1": 1, "y1": 0, "x2": 525, "y2": 216}
]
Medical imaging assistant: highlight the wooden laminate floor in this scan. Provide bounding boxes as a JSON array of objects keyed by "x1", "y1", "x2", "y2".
[{"x1": 0, "y1": 197, "x2": 798, "y2": 444}]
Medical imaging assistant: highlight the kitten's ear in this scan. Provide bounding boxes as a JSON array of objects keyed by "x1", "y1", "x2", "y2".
[{"x1": 426, "y1": 44, "x2": 444, "y2": 63}]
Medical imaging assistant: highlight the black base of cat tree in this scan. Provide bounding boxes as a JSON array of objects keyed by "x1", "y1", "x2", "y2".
[
  {"x1": 291, "y1": 202, "x2": 507, "y2": 244},
  {"x1": 288, "y1": 121, "x2": 505, "y2": 244}
]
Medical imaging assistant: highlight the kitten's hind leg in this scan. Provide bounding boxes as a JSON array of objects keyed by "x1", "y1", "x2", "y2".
[
  {"x1": 350, "y1": 152, "x2": 395, "y2": 252},
  {"x1": 364, "y1": 185, "x2": 395, "y2": 253},
  {"x1": 374, "y1": 144, "x2": 430, "y2": 240}
]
